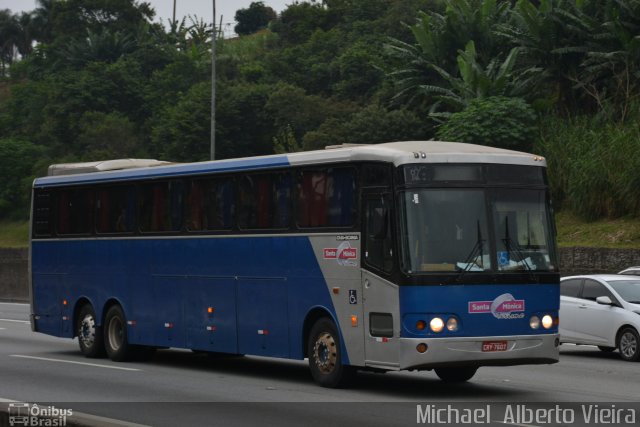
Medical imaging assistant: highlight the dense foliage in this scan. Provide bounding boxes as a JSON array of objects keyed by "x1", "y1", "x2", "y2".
[{"x1": 0, "y1": 0, "x2": 639, "y2": 221}]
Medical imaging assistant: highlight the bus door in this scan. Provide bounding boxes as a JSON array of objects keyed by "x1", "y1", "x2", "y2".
[{"x1": 362, "y1": 193, "x2": 400, "y2": 369}]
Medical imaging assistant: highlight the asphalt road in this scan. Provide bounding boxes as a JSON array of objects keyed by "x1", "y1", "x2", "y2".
[{"x1": 1, "y1": 302, "x2": 639, "y2": 427}]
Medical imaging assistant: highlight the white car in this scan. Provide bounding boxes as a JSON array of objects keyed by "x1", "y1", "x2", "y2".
[
  {"x1": 560, "y1": 275, "x2": 640, "y2": 361},
  {"x1": 619, "y1": 266, "x2": 640, "y2": 275}
]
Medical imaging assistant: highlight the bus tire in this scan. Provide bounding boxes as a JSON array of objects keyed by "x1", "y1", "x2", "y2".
[
  {"x1": 104, "y1": 305, "x2": 136, "y2": 362},
  {"x1": 307, "y1": 317, "x2": 354, "y2": 388},
  {"x1": 435, "y1": 367, "x2": 477, "y2": 383},
  {"x1": 77, "y1": 304, "x2": 106, "y2": 358}
]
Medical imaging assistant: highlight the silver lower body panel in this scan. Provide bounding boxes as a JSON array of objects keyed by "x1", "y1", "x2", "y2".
[{"x1": 398, "y1": 333, "x2": 559, "y2": 370}]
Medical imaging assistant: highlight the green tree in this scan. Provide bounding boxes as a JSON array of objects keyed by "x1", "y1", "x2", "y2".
[
  {"x1": 234, "y1": 2, "x2": 276, "y2": 36},
  {"x1": 436, "y1": 96, "x2": 537, "y2": 151},
  {"x1": 76, "y1": 111, "x2": 140, "y2": 160},
  {"x1": 0, "y1": 138, "x2": 44, "y2": 219},
  {"x1": 385, "y1": 0, "x2": 511, "y2": 108},
  {"x1": 302, "y1": 104, "x2": 432, "y2": 150}
]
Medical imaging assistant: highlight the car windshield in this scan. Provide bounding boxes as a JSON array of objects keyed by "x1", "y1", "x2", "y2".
[
  {"x1": 607, "y1": 280, "x2": 640, "y2": 304},
  {"x1": 399, "y1": 188, "x2": 557, "y2": 274}
]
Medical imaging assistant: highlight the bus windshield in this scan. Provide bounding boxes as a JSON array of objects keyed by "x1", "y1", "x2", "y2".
[{"x1": 399, "y1": 188, "x2": 557, "y2": 274}]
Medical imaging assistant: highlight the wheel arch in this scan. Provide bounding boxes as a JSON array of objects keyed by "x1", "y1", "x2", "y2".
[
  {"x1": 616, "y1": 324, "x2": 639, "y2": 346},
  {"x1": 101, "y1": 298, "x2": 127, "y2": 327},
  {"x1": 302, "y1": 306, "x2": 339, "y2": 358}
]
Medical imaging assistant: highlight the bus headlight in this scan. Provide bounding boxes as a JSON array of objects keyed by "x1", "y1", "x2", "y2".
[
  {"x1": 430, "y1": 317, "x2": 444, "y2": 333},
  {"x1": 542, "y1": 314, "x2": 553, "y2": 329},
  {"x1": 530, "y1": 316, "x2": 540, "y2": 330},
  {"x1": 446, "y1": 317, "x2": 459, "y2": 332}
]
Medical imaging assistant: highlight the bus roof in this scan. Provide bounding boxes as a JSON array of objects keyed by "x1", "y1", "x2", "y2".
[
  {"x1": 47, "y1": 159, "x2": 173, "y2": 176},
  {"x1": 34, "y1": 141, "x2": 546, "y2": 188}
]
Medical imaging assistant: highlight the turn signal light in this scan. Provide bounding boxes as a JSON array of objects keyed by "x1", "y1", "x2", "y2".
[{"x1": 416, "y1": 320, "x2": 426, "y2": 331}]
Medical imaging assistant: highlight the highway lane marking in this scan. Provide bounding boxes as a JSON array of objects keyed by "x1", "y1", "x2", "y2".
[
  {"x1": 0, "y1": 302, "x2": 29, "y2": 305},
  {"x1": 0, "y1": 328, "x2": 5, "y2": 330},
  {"x1": 9, "y1": 355, "x2": 142, "y2": 371},
  {"x1": 0, "y1": 318, "x2": 30, "y2": 324}
]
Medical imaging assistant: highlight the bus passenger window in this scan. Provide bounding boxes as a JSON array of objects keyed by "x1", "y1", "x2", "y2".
[
  {"x1": 57, "y1": 189, "x2": 93, "y2": 235},
  {"x1": 187, "y1": 178, "x2": 235, "y2": 231},
  {"x1": 139, "y1": 182, "x2": 183, "y2": 233},
  {"x1": 238, "y1": 173, "x2": 290, "y2": 230},
  {"x1": 96, "y1": 186, "x2": 135, "y2": 234},
  {"x1": 297, "y1": 168, "x2": 356, "y2": 228}
]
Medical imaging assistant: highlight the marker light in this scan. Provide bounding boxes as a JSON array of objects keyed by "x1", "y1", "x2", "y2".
[
  {"x1": 430, "y1": 317, "x2": 444, "y2": 333},
  {"x1": 530, "y1": 316, "x2": 540, "y2": 330},
  {"x1": 446, "y1": 317, "x2": 459, "y2": 332},
  {"x1": 416, "y1": 343, "x2": 428, "y2": 353},
  {"x1": 542, "y1": 315, "x2": 553, "y2": 329},
  {"x1": 416, "y1": 320, "x2": 427, "y2": 331},
  {"x1": 351, "y1": 315, "x2": 358, "y2": 327}
]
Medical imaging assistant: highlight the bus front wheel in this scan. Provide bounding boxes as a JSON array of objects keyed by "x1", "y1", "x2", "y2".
[
  {"x1": 435, "y1": 367, "x2": 477, "y2": 383},
  {"x1": 77, "y1": 304, "x2": 106, "y2": 358},
  {"x1": 307, "y1": 318, "x2": 354, "y2": 388}
]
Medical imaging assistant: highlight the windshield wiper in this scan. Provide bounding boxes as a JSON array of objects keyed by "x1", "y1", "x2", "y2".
[
  {"x1": 502, "y1": 217, "x2": 538, "y2": 281},
  {"x1": 455, "y1": 220, "x2": 485, "y2": 282}
]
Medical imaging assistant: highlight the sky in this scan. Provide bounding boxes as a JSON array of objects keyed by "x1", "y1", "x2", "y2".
[{"x1": 0, "y1": 0, "x2": 297, "y2": 36}]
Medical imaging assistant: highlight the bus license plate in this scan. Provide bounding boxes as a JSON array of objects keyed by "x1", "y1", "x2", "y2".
[{"x1": 482, "y1": 341, "x2": 508, "y2": 352}]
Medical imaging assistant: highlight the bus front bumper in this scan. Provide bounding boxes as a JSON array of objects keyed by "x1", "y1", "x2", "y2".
[{"x1": 398, "y1": 333, "x2": 559, "y2": 370}]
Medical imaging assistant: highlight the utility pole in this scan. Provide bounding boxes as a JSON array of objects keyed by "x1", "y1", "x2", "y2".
[
  {"x1": 210, "y1": 0, "x2": 216, "y2": 160},
  {"x1": 172, "y1": 0, "x2": 176, "y2": 26}
]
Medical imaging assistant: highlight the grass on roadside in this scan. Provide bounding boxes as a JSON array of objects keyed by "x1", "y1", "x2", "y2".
[
  {"x1": 555, "y1": 211, "x2": 640, "y2": 248},
  {"x1": 0, "y1": 220, "x2": 29, "y2": 248}
]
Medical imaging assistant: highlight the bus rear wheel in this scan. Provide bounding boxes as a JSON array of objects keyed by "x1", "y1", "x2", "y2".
[
  {"x1": 104, "y1": 305, "x2": 155, "y2": 362},
  {"x1": 307, "y1": 318, "x2": 354, "y2": 388},
  {"x1": 77, "y1": 304, "x2": 106, "y2": 358},
  {"x1": 435, "y1": 367, "x2": 477, "y2": 383}
]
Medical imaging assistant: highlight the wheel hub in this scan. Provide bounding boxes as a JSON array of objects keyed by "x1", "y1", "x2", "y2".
[
  {"x1": 79, "y1": 315, "x2": 95, "y2": 348},
  {"x1": 313, "y1": 332, "x2": 337, "y2": 374},
  {"x1": 108, "y1": 316, "x2": 124, "y2": 351},
  {"x1": 620, "y1": 332, "x2": 637, "y2": 359}
]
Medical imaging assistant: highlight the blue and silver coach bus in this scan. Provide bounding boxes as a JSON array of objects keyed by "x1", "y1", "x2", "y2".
[{"x1": 30, "y1": 141, "x2": 560, "y2": 387}]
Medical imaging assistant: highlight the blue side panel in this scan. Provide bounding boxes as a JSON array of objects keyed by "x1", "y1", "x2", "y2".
[
  {"x1": 31, "y1": 235, "x2": 338, "y2": 361},
  {"x1": 185, "y1": 277, "x2": 237, "y2": 352},
  {"x1": 400, "y1": 284, "x2": 559, "y2": 338},
  {"x1": 237, "y1": 279, "x2": 288, "y2": 357}
]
